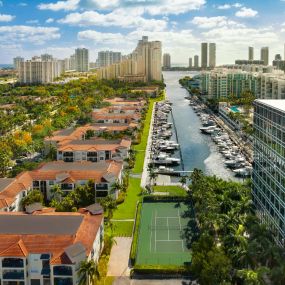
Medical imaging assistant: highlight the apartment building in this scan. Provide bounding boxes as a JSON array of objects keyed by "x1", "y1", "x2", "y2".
[
  {"x1": 56, "y1": 138, "x2": 131, "y2": 162},
  {"x1": 19, "y1": 59, "x2": 61, "y2": 84},
  {"x1": 201, "y1": 43, "x2": 208, "y2": 69},
  {"x1": 209, "y1": 43, "x2": 216, "y2": 68},
  {"x1": 163, "y1": 53, "x2": 171, "y2": 69},
  {"x1": 75, "y1": 48, "x2": 89, "y2": 72},
  {"x1": 0, "y1": 160, "x2": 123, "y2": 209},
  {"x1": 252, "y1": 99, "x2": 285, "y2": 245},
  {"x1": 200, "y1": 67, "x2": 285, "y2": 100},
  {"x1": 97, "y1": 36, "x2": 162, "y2": 82},
  {"x1": 97, "y1": 51, "x2": 121, "y2": 67},
  {"x1": 13, "y1": 57, "x2": 24, "y2": 71},
  {"x1": 0, "y1": 208, "x2": 104, "y2": 285}
]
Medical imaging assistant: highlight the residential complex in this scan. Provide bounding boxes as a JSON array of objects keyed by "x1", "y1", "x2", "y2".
[
  {"x1": 200, "y1": 66, "x2": 285, "y2": 100},
  {"x1": 0, "y1": 208, "x2": 104, "y2": 285},
  {"x1": 97, "y1": 51, "x2": 122, "y2": 67},
  {"x1": 252, "y1": 99, "x2": 285, "y2": 245},
  {"x1": 189, "y1": 57, "x2": 192, "y2": 68},
  {"x1": 163, "y1": 53, "x2": 171, "y2": 69},
  {"x1": 75, "y1": 48, "x2": 89, "y2": 72},
  {"x1": 19, "y1": 59, "x2": 62, "y2": 84},
  {"x1": 97, "y1": 36, "x2": 162, "y2": 82}
]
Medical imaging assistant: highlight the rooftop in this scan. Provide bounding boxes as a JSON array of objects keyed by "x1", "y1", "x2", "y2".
[{"x1": 255, "y1": 99, "x2": 285, "y2": 112}]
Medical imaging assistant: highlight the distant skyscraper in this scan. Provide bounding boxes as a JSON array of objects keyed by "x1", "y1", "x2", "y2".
[
  {"x1": 163, "y1": 53, "x2": 171, "y2": 69},
  {"x1": 189, "y1": 58, "x2": 193, "y2": 68},
  {"x1": 97, "y1": 51, "x2": 122, "y2": 67},
  {"x1": 75, "y1": 48, "x2": 89, "y2": 72},
  {"x1": 201, "y1": 43, "x2": 208, "y2": 68},
  {"x1": 260, "y1": 47, "x2": 269, "y2": 66},
  {"x1": 194, "y1": 55, "x2": 199, "y2": 68},
  {"x1": 209, "y1": 43, "x2": 216, "y2": 68},
  {"x1": 13, "y1": 56, "x2": 24, "y2": 71},
  {"x1": 69, "y1": 54, "x2": 76, "y2": 70},
  {"x1": 41, "y1": 54, "x2": 53, "y2": 61},
  {"x1": 249, "y1": 46, "x2": 254, "y2": 61}
]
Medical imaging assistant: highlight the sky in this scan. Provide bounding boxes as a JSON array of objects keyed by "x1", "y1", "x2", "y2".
[{"x1": 0, "y1": 0, "x2": 285, "y2": 65}]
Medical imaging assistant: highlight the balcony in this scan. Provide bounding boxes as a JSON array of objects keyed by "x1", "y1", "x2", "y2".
[
  {"x1": 2, "y1": 258, "x2": 24, "y2": 268},
  {"x1": 53, "y1": 266, "x2": 73, "y2": 276},
  {"x1": 3, "y1": 270, "x2": 25, "y2": 280},
  {"x1": 41, "y1": 267, "x2": 51, "y2": 276},
  {"x1": 54, "y1": 277, "x2": 73, "y2": 285}
]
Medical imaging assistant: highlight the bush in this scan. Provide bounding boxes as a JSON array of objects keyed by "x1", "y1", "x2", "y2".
[
  {"x1": 143, "y1": 196, "x2": 189, "y2": 203},
  {"x1": 116, "y1": 192, "x2": 126, "y2": 205},
  {"x1": 130, "y1": 202, "x2": 142, "y2": 265},
  {"x1": 131, "y1": 264, "x2": 189, "y2": 276}
]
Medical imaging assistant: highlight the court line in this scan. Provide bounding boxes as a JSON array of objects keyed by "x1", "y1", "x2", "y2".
[
  {"x1": 177, "y1": 209, "x2": 184, "y2": 252},
  {"x1": 150, "y1": 211, "x2": 153, "y2": 253},
  {"x1": 156, "y1": 216, "x2": 179, "y2": 219},
  {"x1": 156, "y1": 239, "x2": 184, "y2": 242},
  {"x1": 154, "y1": 210, "x2": 157, "y2": 252},
  {"x1": 167, "y1": 217, "x2": 169, "y2": 241}
]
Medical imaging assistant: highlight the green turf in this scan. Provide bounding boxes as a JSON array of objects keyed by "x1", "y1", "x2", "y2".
[
  {"x1": 112, "y1": 221, "x2": 134, "y2": 237},
  {"x1": 153, "y1": 186, "x2": 188, "y2": 197},
  {"x1": 136, "y1": 201, "x2": 193, "y2": 266},
  {"x1": 112, "y1": 177, "x2": 142, "y2": 220},
  {"x1": 132, "y1": 95, "x2": 165, "y2": 174}
]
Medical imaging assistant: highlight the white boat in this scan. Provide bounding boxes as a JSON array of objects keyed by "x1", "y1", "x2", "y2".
[
  {"x1": 233, "y1": 166, "x2": 253, "y2": 177},
  {"x1": 152, "y1": 153, "x2": 181, "y2": 165}
]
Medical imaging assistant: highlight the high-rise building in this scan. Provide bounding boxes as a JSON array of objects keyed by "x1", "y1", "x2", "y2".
[
  {"x1": 41, "y1": 54, "x2": 53, "y2": 61},
  {"x1": 261, "y1": 47, "x2": 269, "y2": 66},
  {"x1": 19, "y1": 58, "x2": 61, "y2": 84},
  {"x1": 194, "y1": 55, "x2": 199, "y2": 68},
  {"x1": 272, "y1": 54, "x2": 285, "y2": 71},
  {"x1": 97, "y1": 36, "x2": 162, "y2": 82},
  {"x1": 249, "y1": 47, "x2": 254, "y2": 61},
  {"x1": 201, "y1": 43, "x2": 208, "y2": 69},
  {"x1": 69, "y1": 54, "x2": 76, "y2": 70},
  {"x1": 163, "y1": 53, "x2": 171, "y2": 69},
  {"x1": 189, "y1": 58, "x2": 193, "y2": 68},
  {"x1": 75, "y1": 48, "x2": 89, "y2": 72},
  {"x1": 209, "y1": 43, "x2": 216, "y2": 68},
  {"x1": 97, "y1": 51, "x2": 122, "y2": 67},
  {"x1": 13, "y1": 56, "x2": 24, "y2": 71},
  {"x1": 253, "y1": 99, "x2": 285, "y2": 245}
]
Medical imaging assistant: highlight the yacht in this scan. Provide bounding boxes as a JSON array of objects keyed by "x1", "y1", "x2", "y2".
[{"x1": 152, "y1": 153, "x2": 181, "y2": 165}]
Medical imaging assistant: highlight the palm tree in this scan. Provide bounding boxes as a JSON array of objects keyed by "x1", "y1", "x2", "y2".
[
  {"x1": 149, "y1": 169, "x2": 158, "y2": 187},
  {"x1": 78, "y1": 259, "x2": 99, "y2": 285},
  {"x1": 50, "y1": 184, "x2": 64, "y2": 203},
  {"x1": 99, "y1": 195, "x2": 117, "y2": 220},
  {"x1": 110, "y1": 181, "x2": 122, "y2": 195},
  {"x1": 237, "y1": 267, "x2": 269, "y2": 285},
  {"x1": 179, "y1": 176, "x2": 187, "y2": 187}
]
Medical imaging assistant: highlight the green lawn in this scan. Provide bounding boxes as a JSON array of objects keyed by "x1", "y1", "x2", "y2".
[
  {"x1": 112, "y1": 221, "x2": 134, "y2": 237},
  {"x1": 132, "y1": 95, "x2": 164, "y2": 174},
  {"x1": 112, "y1": 177, "x2": 142, "y2": 220},
  {"x1": 153, "y1": 186, "x2": 188, "y2": 197}
]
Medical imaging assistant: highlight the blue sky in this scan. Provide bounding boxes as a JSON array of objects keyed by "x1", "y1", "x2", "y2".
[{"x1": 0, "y1": 0, "x2": 285, "y2": 65}]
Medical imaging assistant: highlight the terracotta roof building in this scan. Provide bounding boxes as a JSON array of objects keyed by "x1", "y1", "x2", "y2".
[
  {"x1": 0, "y1": 208, "x2": 104, "y2": 285},
  {"x1": 56, "y1": 138, "x2": 131, "y2": 163}
]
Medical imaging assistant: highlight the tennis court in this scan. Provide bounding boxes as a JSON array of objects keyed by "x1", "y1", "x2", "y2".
[{"x1": 136, "y1": 201, "x2": 193, "y2": 266}]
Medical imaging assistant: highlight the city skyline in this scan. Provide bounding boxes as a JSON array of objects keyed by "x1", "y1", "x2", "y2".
[{"x1": 0, "y1": 0, "x2": 285, "y2": 65}]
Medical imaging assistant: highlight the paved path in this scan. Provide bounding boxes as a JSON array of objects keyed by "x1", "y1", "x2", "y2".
[
  {"x1": 107, "y1": 237, "x2": 132, "y2": 277},
  {"x1": 111, "y1": 219, "x2": 134, "y2": 222}
]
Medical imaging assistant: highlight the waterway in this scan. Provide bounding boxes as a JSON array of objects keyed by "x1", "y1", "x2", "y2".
[{"x1": 163, "y1": 71, "x2": 240, "y2": 181}]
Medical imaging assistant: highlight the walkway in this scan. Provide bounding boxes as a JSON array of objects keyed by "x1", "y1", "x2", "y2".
[
  {"x1": 112, "y1": 278, "x2": 195, "y2": 285},
  {"x1": 107, "y1": 237, "x2": 132, "y2": 277}
]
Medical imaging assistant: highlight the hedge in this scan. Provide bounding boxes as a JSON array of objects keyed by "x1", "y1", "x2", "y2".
[
  {"x1": 143, "y1": 195, "x2": 190, "y2": 203},
  {"x1": 131, "y1": 264, "x2": 191, "y2": 277},
  {"x1": 130, "y1": 202, "x2": 142, "y2": 265}
]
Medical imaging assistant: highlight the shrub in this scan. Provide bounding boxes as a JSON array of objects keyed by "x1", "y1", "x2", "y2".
[
  {"x1": 143, "y1": 195, "x2": 189, "y2": 203},
  {"x1": 116, "y1": 192, "x2": 126, "y2": 205},
  {"x1": 130, "y1": 202, "x2": 142, "y2": 265},
  {"x1": 131, "y1": 264, "x2": 190, "y2": 276}
]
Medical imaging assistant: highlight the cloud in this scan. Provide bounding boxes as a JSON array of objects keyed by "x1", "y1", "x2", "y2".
[
  {"x1": 0, "y1": 26, "x2": 60, "y2": 45},
  {"x1": 217, "y1": 4, "x2": 231, "y2": 10},
  {"x1": 38, "y1": 0, "x2": 80, "y2": 11},
  {"x1": 19, "y1": 2, "x2": 27, "y2": 6},
  {"x1": 191, "y1": 16, "x2": 244, "y2": 29},
  {"x1": 46, "y1": 18, "x2": 55, "y2": 23},
  {"x1": 233, "y1": 2, "x2": 242, "y2": 8},
  {"x1": 78, "y1": 30, "x2": 126, "y2": 44},
  {"x1": 0, "y1": 14, "x2": 15, "y2": 22},
  {"x1": 83, "y1": 0, "x2": 205, "y2": 15},
  {"x1": 59, "y1": 9, "x2": 168, "y2": 30},
  {"x1": 235, "y1": 7, "x2": 258, "y2": 18}
]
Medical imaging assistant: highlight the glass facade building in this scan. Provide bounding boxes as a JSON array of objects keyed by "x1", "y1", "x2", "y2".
[{"x1": 253, "y1": 99, "x2": 285, "y2": 245}]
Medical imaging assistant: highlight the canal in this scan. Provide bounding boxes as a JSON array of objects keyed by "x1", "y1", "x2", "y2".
[{"x1": 163, "y1": 71, "x2": 239, "y2": 181}]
